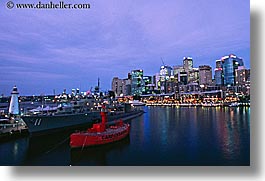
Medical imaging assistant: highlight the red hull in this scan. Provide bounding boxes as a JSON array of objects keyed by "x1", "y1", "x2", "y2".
[{"x1": 70, "y1": 124, "x2": 130, "y2": 148}]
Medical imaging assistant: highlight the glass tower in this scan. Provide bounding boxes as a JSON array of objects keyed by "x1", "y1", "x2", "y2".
[
  {"x1": 131, "y1": 70, "x2": 144, "y2": 95},
  {"x1": 221, "y1": 55, "x2": 244, "y2": 86}
]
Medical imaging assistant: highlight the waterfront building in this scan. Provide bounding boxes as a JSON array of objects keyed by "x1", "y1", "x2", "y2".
[
  {"x1": 173, "y1": 65, "x2": 184, "y2": 81},
  {"x1": 143, "y1": 76, "x2": 155, "y2": 94},
  {"x1": 159, "y1": 65, "x2": 173, "y2": 94},
  {"x1": 221, "y1": 54, "x2": 244, "y2": 86},
  {"x1": 214, "y1": 68, "x2": 223, "y2": 86},
  {"x1": 199, "y1": 65, "x2": 212, "y2": 85},
  {"x1": 183, "y1": 57, "x2": 193, "y2": 72},
  {"x1": 123, "y1": 78, "x2": 132, "y2": 96},
  {"x1": 131, "y1": 69, "x2": 144, "y2": 96},
  {"x1": 159, "y1": 65, "x2": 173, "y2": 81},
  {"x1": 154, "y1": 73, "x2": 161, "y2": 93},
  {"x1": 235, "y1": 67, "x2": 250, "y2": 96},
  {"x1": 111, "y1": 77, "x2": 124, "y2": 97},
  {"x1": 178, "y1": 72, "x2": 188, "y2": 85},
  {"x1": 166, "y1": 75, "x2": 177, "y2": 94},
  {"x1": 76, "y1": 88, "x2": 80, "y2": 95},
  {"x1": 188, "y1": 68, "x2": 199, "y2": 84},
  {"x1": 235, "y1": 66, "x2": 250, "y2": 85},
  {"x1": 178, "y1": 82, "x2": 200, "y2": 94},
  {"x1": 214, "y1": 55, "x2": 244, "y2": 86},
  {"x1": 71, "y1": 89, "x2": 76, "y2": 96},
  {"x1": 183, "y1": 57, "x2": 193, "y2": 83},
  {"x1": 214, "y1": 59, "x2": 223, "y2": 86}
]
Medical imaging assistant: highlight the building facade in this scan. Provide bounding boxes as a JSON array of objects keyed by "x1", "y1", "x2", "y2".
[
  {"x1": 235, "y1": 66, "x2": 250, "y2": 85},
  {"x1": 111, "y1": 77, "x2": 124, "y2": 97},
  {"x1": 131, "y1": 69, "x2": 144, "y2": 95},
  {"x1": 199, "y1": 65, "x2": 212, "y2": 85},
  {"x1": 221, "y1": 54, "x2": 244, "y2": 86},
  {"x1": 183, "y1": 57, "x2": 193, "y2": 72},
  {"x1": 159, "y1": 65, "x2": 173, "y2": 94},
  {"x1": 143, "y1": 76, "x2": 155, "y2": 94},
  {"x1": 189, "y1": 68, "x2": 199, "y2": 84}
]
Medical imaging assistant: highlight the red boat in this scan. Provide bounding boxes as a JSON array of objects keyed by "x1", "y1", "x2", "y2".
[{"x1": 70, "y1": 105, "x2": 130, "y2": 148}]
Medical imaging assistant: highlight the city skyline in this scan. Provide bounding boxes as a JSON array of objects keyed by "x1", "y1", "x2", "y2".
[
  {"x1": 111, "y1": 54, "x2": 250, "y2": 97},
  {"x1": 0, "y1": 0, "x2": 250, "y2": 95}
]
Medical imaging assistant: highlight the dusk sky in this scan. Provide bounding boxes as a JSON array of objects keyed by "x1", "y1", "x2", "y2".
[{"x1": 0, "y1": 0, "x2": 250, "y2": 96}]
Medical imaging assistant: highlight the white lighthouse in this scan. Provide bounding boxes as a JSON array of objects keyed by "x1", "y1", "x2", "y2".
[{"x1": 8, "y1": 85, "x2": 20, "y2": 116}]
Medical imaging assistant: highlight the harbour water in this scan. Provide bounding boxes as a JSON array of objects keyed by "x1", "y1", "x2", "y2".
[{"x1": 0, "y1": 106, "x2": 250, "y2": 166}]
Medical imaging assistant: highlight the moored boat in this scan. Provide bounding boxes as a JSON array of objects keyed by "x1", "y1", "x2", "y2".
[
  {"x1": 128, "y1": 100, "x2": 145, "y2": 106},
  {"x1": 70, "y1": 105, "x2": 130, "y2": 148}
]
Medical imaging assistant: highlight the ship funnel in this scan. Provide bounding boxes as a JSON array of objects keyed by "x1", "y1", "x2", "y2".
[{"x1": 8, "y1": 85, "x2": 20, "y2": 115}]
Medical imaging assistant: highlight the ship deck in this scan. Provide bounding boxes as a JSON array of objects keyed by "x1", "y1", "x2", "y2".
[{"x1": 75, "y1": 124, "x2": 129, "y2": 136}]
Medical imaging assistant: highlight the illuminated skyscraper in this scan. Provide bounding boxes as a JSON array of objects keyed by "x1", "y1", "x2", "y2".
[
  {"x1": 214, "y1": 55, "x2": 244, "y2": 86},
  {"x1": 143, "y1": 76, "x2": 154, "y2": 94},
  {"x1": 221, "y1": 54, "x2": 244, "y2": 86},
  {"x1": 131, "y1": 69, "x2": 144, "y2": 95},
  {"x1": 183, "y1": 57, "x2": 195, "y2": 84},
  {"x1": 159, "y1": 65, "x2": 173, "y2": 93}
]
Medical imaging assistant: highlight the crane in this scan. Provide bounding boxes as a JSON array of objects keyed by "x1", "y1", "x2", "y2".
[{"x1": 161, "y1": 57, "x2": 165, "y2": 66}]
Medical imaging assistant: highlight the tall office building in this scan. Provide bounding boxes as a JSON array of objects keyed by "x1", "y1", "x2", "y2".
[
  {"x1": 173, "y1": 65, "x2": 184, "y2": 83},
  {"x1": 216, "y1": 59, "x2": 222, "y2": 68},
  {"x1": 111, "y1": 77, "x2": 124, "y2": 97},
  {"x1": 159, "y1": 65, "x2": 173, "y2": 93},
  {"x1": 214, "y1": 60, "x2": 223, "y2": 85},
  {"x1": 154, "y1": 73, "x2": 159, "y2": 89},
  {"x1": 183, "y1": 57, "x2": 193, "y2": 72},
  {"x1": 159, "y1": 65, "x2": 173, "y2": 81},
  {"x1": 221, "y1": 54, "x2": 244, "y2": 86},
  {"x1": 131, "y1": 69, "x2": 144, "y2": 95},
  {"x1": 199, "y1": 65, "x2": 212, "y2": 85},
  {"x1": 178, "y1": 72, "x2": 188, "y2": 85},
  {"x1": 235, "y1": 66, "x2": 250, "y2": 85},
  {"x1": 143, "y1": 76, "x2": 154, "y2": 94},
  {"x1": 123, "y1": 78, "x2": 131, "y2": 96},
  {"x1": 214, "y1": 55, "x2": 244, "y2": 86},
  {"x1": 214, "y1": 68, "x2": 223, "y2": 86},
  {"x1": 189, "y1": 68, "x2": 199, "y2": 84},
  {"x1": 183, "y1": 57, "x2": 194, "y2": 84}
]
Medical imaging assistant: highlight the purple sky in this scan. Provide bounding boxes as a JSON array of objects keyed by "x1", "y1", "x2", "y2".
[{"x1": 0, "y1": 0, "x2": 250, "y2": 96}]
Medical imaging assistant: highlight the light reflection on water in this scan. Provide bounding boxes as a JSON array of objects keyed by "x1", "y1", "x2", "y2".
[{"x1": 0, "y1": 106, "x2": 250, "y2": 166}]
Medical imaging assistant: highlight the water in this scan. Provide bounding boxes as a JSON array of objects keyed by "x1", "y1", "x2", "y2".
[{"x1": 0, "y1": 106, "x2": 250, "y2": 166}]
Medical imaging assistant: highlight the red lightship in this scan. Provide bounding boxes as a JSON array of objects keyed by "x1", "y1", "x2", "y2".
[{"x1": 70, "y1": 105, "x2": 130, "y2": 148}]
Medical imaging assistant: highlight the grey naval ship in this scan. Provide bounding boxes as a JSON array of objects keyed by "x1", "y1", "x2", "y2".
[{"x1": 21, "y1": 97, "x2": 143, "y2": 135}]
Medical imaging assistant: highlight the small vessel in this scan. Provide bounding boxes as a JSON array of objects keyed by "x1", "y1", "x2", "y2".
[
  {"x1": 128, "y1": 100, "x2": 145, "y2": 106},
  {"x1": 229, "y1": 102, "x2": 240, "y2": 107},
  {"x1": 201, "y1": 102, "x2": 221, "y2": 107},
  {"x1": 70, "y1": 105, "x2": 130, "y2": 148}
]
